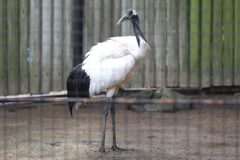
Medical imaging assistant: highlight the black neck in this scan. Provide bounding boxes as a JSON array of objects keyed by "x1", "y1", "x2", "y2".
[{"x1": 131, "y1": 17, "x2": 147, "y2": 47}]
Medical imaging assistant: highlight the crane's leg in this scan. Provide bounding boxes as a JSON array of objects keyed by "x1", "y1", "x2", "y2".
[
  {"x1": 99, "y1": 98, "x2": 109, "y2": 155},
  {"x1": 110, "y1": 97, "x2": 130, "y2": 151}
]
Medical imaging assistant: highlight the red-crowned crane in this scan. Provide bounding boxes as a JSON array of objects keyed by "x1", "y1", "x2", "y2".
[{"x1": 67, "y1": 9, "x2": 151, "y2": 155}]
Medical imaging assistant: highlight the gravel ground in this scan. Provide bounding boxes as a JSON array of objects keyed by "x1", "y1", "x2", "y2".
[{"x1": 0, "y1": 95, "x2": 239, "y2": 160}]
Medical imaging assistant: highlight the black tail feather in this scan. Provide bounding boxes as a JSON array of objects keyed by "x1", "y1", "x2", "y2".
[
  {"x1": 66, "y1": 64, "x2": 90, "y2": 118},
  {"x1": 68, "y1": 102, "x2": 74, "y2": 119}
]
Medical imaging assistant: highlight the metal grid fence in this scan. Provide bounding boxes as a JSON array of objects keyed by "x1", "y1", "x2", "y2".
[
  {"x1": 0, "y1": 0, "x2": 240, "y2": 159},
  {"x1": 0, "y1": 94, "x2": 240, "y2": 159}
]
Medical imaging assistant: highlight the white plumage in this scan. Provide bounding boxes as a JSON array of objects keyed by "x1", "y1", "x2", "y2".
[{"x1": 82, "y1": 36, "x2": 150, "y2": 98}]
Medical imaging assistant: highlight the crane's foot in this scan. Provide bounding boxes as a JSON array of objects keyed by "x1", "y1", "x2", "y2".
[
  {"x1": 99, "y1": 147, "x2": 105, "y2": 157},
  {"x1": 111, "y1": 145, "x2": 132, "y2": 152}
]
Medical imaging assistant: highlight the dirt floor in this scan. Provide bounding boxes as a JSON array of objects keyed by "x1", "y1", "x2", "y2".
[{"x1": 0, "y1": 95, "x2": 240, "y2": 160}]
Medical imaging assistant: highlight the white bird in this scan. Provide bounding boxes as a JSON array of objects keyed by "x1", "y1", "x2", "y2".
[{"x1": 67, "y1": 9, "x2": 151, "y2": 154}]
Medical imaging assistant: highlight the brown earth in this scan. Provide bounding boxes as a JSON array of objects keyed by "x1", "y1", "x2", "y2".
[{"x1": 0, "y1": 95, "x2": 239, "y2": 160}]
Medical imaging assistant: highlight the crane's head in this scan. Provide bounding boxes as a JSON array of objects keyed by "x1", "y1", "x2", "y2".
[{"x1": 117, "y1": 9, "x2": 139, "y2": 25}]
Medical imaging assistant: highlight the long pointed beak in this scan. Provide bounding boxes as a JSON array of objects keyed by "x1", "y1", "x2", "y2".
[{"x1": 117, "y1": 14, "x2": 128, "y2": 25}]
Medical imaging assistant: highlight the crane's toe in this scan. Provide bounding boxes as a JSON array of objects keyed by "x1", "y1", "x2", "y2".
[{"x1": 111, "y1": 145, "x2": 132, "y2": 152}]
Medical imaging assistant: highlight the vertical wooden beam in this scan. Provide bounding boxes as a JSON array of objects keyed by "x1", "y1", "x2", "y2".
[
  {"x1": 0, "y1": 0, "x2": 7, "y2": 95},
  {"x1": 41, "y1": 0, "x2": 52, "y2": 93},
  {"x1": 131, "y1": 0, "x2": 145, "y2": 87},
  {"x1": 201, "y1": 0, "x2": 211, "y2": 88},
  {"x1": 234, "y1": 0, "x2": 240, "y2": 85},
  {"x1": 102, "y1": 0, "x2": 112, "y2": 41},
  {"x1": 179, "y1": 0, "x2": 189, "y2": 87},
  {"x1": 223, "y1": 0, "x2": 234, "y2": 86},
  {"x1": 144, "y1": 0, "x2": 155, "y2": 87},
  {"x1": 121, "y1": 0, "x2": 132, "y2": 37},
  {"x1": 212, "y1": 0, "x2": 223, "y2": 86},
  {"x1": 29, "y1": 0, "x2": 41, "y2": 94},
  {"x1": 52, "y1": 0, "x2": 63, "y2": 91},
  {"x1": 166, "y1": 0, "x2": 179, "y2": 87},
  {"x1": 112, "y1": 0, "x2": 121, "y2": 37},
  {"x1": 93, "y1": 0, "x2": 102, "y2": 44},
  {"x1": 7, "y1": 0, "x2": 20, "y2": 95},
  {"x1": 189, "y1": 0, "x2": 200, "y2": 88},
  {"x1": 155, "y1": 0, "x2": 167, "y2": 87},
  {"x1": 83, "y1": 0, "x2": 88, "y2": 56},
  {"x1": 73, "y1": 0, "x2": 83, "y2": 65},
  {"x1": 83, "y1": 0, "x2": 93, "y2": 58},
  {"x1": 63, "y1": 0, "x2": 73, "y2": 90},
  {"x1": 19, "y1": 0, "x2": 29, "y2": 94}
]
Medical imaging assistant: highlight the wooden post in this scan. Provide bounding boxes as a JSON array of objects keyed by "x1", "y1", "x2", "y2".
[
  {"x1": 234, "y1": 0, "x2": 240, "y2": 85},
  {"x1": 7, "y1": 0, "x2": 20, "y2": 95},
  {"x1": 121, "y1": 0, "x2": 132, "y2": 37},
  {"x1": 93, "y1": 0, "x2": 102, "y2": 44},
  {"x1": 41, "y1": 0, "x2": 52, "y2": 93},
  {"x1": 212, "y1": 0, "x2": 223, "y2": 86},
  {"x1": 201, "y1": 0, "x2": 211, "y2": 88},
  {"x1": 189, "y1": 0, "x2": 200, "y2": 88},
  {"x1": 144, "y1": 0, "x2": 155, "y2": 87},
  {"x1": 131, "y1": 0, "x2": 145, "y2": 87},
  {"x1": 112, "y1": 0, "x2": 121, "y2": 37},
  {"x1": 166, "y1": 0, "x2": 179, "y2": 87},
  {"x1": 179, "y1": 0, "x2": 189, "y2": 87},
  {"x1": 52, "y1": 0, "x2": 63, "y2": 91},
  {"x1": 19, "y1": 0, "x2": 29, "y2": 94},
  {"x1": 73, "y1": 0, "x2": 84, "y2": 65},
  {"x1": 63, "y1": 0, "x2": 73, "y2": 90},
  {"x1": 223, "y1": 0, "x2": 234, "y2": 86},
  {"x1": 102, "y1": 0, "x2": 112, "y2": 41},
  {"x1": 0, "y1": 0, "x2": 7, "y2": 95},
  {"x1": 155, "y1": 0, "x2": 167, "y2": 87},
  {"x1": 83, "y1": 0, "x2": 88, "y2": 57},
  {"x1": 83, "y1": 0, "x2": 93, "y2": 58},
  {"x1": 29, "y1": 0, "x2": 41, "y2": 94}
]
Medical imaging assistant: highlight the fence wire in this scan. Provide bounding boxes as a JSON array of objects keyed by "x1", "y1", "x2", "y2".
[{"x1": 1, "y1": 0, "x2": 240, "y2": 159}]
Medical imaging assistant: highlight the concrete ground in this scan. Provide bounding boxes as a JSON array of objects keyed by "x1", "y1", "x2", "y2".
[{"x1": 0, "y1": 94, "x2": 239, "y2": 160}]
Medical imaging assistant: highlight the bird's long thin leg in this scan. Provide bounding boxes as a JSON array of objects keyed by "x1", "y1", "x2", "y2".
[
  {"x1": 99, "y1": 98, "x2": 109, "y2": 155},
  {"x1": 110, "y1": 97, "x2": 130, "y2": 151}
]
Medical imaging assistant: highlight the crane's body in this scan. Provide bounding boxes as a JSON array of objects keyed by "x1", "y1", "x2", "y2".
[
  {"x1": 67, "y1": 9, "x2": 151, "y2": 155},
  {"x1": 83, "y1": 36, "x2": 150, "y2": 98}
]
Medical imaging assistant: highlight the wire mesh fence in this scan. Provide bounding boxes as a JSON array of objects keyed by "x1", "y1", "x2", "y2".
[
  {"x1": 0, "y1": 94, "x2": 240, "y2": 159},
  {"x1": 1, "y1": 0, "x2": 240, "y2": 159}
]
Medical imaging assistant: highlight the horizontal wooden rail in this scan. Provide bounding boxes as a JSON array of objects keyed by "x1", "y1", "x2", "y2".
[{"x1": 1, "y1": 97, "x2": 240, "y2": 105}]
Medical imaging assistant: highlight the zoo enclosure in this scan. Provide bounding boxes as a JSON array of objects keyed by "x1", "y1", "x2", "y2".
[
  {"x1": 0, "y1": 1, "x2": 240, "y2": 159},
  {"x1": 0, "y1": 0, "x2": 240, "y2": 96}
]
